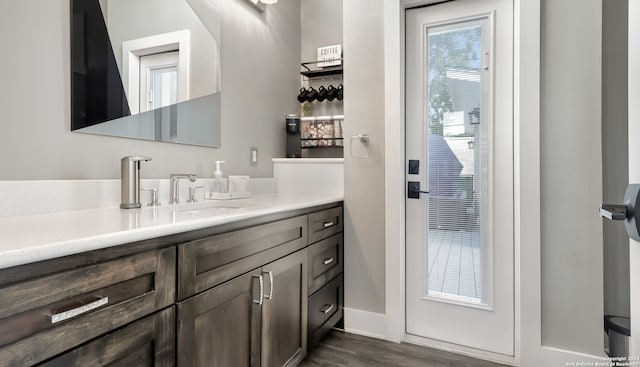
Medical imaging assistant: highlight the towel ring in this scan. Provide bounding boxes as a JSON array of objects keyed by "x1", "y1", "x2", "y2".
[{"x1": 350, "y1": 134, "x2": 370, "y2": 159}]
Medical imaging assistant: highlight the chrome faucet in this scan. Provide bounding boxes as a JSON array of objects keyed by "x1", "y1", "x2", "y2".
[
  {"x1": 120, "y1": 156, "x2": 152, "y2": 209},
  {"x1": 169, "y1": 174, "x2": 198, "y2": 205}
]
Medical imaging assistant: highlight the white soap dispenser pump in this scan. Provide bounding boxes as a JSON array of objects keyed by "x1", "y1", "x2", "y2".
[{"x1": 213, "y1": 161, "x2": 226, "y2": 193}]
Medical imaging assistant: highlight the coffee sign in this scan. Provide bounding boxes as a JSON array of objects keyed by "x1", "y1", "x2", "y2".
[{"x1": 317, "y1": 44, "x2": 342, "y2": 68}]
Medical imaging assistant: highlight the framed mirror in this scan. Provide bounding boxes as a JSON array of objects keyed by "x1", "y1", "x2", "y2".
[{"x1": 71, "y1": 0, "x2": 221, "y2": 147}]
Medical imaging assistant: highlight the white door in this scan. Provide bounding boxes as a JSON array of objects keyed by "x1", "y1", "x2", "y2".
[
  {"x1": 139, "y1": 51, "x2": 179, "y2": 113},
  {"x1": 628, "y1": 3, "x2": 640, "y2": 357},
  {"x1": 405, "y1": 0, "x2": 514, "y2": 356}
]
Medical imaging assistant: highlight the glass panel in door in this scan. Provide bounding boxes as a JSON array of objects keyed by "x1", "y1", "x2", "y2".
[{"x1": 426, "y1": 20, "x2": 486, "y2": 304}]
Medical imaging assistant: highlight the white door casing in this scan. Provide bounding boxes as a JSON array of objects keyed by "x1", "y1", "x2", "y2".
[
  {"x1": 629, "y1": 1, "x2": 640, "y2": 357},
  {"x1": 405, "y1": 0, "x2": 514, "y2": 357},
  {"x1": 139, "y1": 51, "x2": 180, "y2": 113}
]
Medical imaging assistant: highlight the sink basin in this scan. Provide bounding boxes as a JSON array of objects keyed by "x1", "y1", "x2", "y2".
[{"x1": 158, "y1": 200, "x2": 261, "y2": 221}]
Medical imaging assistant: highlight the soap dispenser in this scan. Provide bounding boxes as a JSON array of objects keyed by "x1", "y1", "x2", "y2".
[{"x1": 213, "y1": 161, "x2": 226, "y2": 193}]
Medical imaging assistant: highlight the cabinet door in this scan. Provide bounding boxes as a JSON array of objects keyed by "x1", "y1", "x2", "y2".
[
  {"x1": 39, "y1": 307, "x2": 175, "y2": 367},
  {"x1": 177, "y1": 270, "x2": 263, "y2": 367},
  {"x1": 261, "y1": 249, "x2": 308, "y2": 367}
]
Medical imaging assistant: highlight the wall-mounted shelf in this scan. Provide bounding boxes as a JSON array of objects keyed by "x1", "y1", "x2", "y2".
[
  {"x1": 301, "y1": 59, "x2": 344, "y2": 79},
  {"x1": 301, "y1": 138, "x2": 344, "y2": 149}
]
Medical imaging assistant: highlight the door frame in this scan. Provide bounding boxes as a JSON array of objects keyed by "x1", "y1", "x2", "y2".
[
  {"x1": 384, "y1": 0, "x2": 603, "y2": 365},
  {"x1": 629, "y1": 1, "x2": 640, "y2": 357},
  {"x1": 404, "y1": 2, "x2": 514, "y2": 356}
]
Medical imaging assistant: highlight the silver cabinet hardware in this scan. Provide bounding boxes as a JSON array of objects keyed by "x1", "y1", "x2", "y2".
[
  {"x1": 320, "y1": 304, "x2": 334, "y2": 314},
  {"x1": 323, "y1": 257, "x2": 335, "y2": 265},
  {"x1": 49, "y1": 296, "x2": 109, "y2": 324},
  {"x1": 323, "y1": 221, "x2": 335, "y2": 228},
  {"x1": 263, "y1": 271, "x2": 274, "y2": 300},
  {"x1": 252, "y1": 275, "x2": 264, "y2": 306}
]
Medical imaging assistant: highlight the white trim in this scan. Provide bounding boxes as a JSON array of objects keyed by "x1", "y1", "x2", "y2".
[
  {"x1": 383, "y1": 0, "x2": 406, "y2": 345},
  {"x1": 122, "y1": 30, "x2": 191, "y2": 114},
  {"x1": 343, "y1": 308, "x2": 388, "y2": 340},
  {"x1": 630, "y1": 1, "x2": 640, "y2": 357},
  {"x1": 385, "y1": 0, "x2": 607, "y2": 365},
  {"x1": 384, "y1": 0, "x2": 523, "y2": 362}
]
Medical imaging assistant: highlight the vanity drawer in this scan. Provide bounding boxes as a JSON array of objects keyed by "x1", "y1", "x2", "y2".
[
  {"x1": 178, "y1": 215, "x2": 308, "y2": 300},
  {"x1": 308, "y1": 206, "x2": 343, "y2": 244},
  {"x1": 0, "y1": 247, "x2": 176, "y2": 367},
  {"x1": 39, "y1": 307, "x2": 175, "y2": 367},
  {"x1": 308, "y1": 274, "x2": 343, "y2": 338},
  {"x1": 308, "y1": 233, "x2": 343, "y2": 294}
]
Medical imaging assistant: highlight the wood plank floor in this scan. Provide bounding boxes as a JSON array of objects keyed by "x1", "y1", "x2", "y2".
[{"x1": 300, "y1": 330, "x2": 510, "y2": 367}]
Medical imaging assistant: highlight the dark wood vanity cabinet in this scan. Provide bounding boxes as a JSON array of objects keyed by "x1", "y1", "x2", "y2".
[
  {"x1": 176, "y1": 216, "x2": 309, "y2": 367},
  {"x1": 39, "y1": 307, "x2": 176, "y2": 367},
  {"x1": 0, "y1": 247, "x2": 176, "y2": 367},
  {"x1": 260, "y1": 249, "x2": 308, "y2": 367},
  {"x1": 177, "y1": 269, "x2": 262, "y2": 367},
  {"x1": 0, "y1": 202, "x2": 343, "y2": 367},
  {"x1": 306, "y1": 208, "x2": 345, "y2": 350}
]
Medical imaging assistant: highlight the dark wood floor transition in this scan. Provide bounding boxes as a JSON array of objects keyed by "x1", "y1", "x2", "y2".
[{"x1": 300, "y1": 330, "x2": 510, "y2": 367}]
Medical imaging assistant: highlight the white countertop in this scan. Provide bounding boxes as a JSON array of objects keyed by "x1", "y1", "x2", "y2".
[{"x1": 0, "y1": 193, "x2": 343, "y2": 270}]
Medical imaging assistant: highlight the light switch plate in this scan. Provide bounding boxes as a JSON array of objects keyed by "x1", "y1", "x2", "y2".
[{"x1": 250, "y1": 147, "x2": 258, "y2": 166}]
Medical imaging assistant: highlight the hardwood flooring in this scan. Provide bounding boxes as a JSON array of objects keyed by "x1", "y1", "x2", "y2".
[{"x1": 300, "y1": 330, "x2": 510, "y2": 367}]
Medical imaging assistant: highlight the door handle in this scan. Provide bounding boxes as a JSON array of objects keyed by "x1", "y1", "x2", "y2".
[
  {"x1": 600, "y1": 184, "x2": 640, "y2": 241},
  {"x1": 599, "y1": 204, "x2": 627, "y2": 220},
  {"x1": 408, "y1": 181, "x2": 429, "y2": 199}
]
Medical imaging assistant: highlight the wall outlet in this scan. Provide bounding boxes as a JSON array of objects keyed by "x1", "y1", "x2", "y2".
[{"x1": 250, "y1": 147, "x2": 258, "y2": 166}]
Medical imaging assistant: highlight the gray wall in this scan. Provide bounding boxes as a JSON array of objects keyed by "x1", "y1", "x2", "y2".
[
  {"x1": 0, "y1": 0, "x2": 299, "y2": 180},
  {"x1": 301, "y1": 0, "x2": 342, "y2": 65},
  {"x1": 343, "y1": 0, "x2": 386, "y2": 314},
  {"x1": 602, "y1": 0, "x2": 629, "y2": 320},
  {"x1": 300, "y1": 0, "x2": 343, "y2": 159},
  {"x1": 541, "y1": 0, "x2": 604, "y2": 355}
]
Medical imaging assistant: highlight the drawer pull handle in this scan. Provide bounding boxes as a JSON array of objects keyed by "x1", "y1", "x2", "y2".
[
  {"x1": 323, "y1": 221, "x2": 335, "y2": 228},
  {"x1": 320, "y1": 304, "x2": 334, "y2": 314},
  {"x1": 263, "y1": 271, "x2": 274, "y2": 300},
  {"x1": 48, "y1": 296, "x2": 109, "y2": 324},
  {"x1": 323, "y1": 257, "x2": 335, "y2": 265},
  {"x1": 252, "y1": 275, "x2": 264, "y2": 306}
]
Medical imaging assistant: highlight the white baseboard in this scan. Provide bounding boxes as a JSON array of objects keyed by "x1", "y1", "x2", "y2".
[{"x1": 343, "y1": 307, "x2": 388, "y2": 340}]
